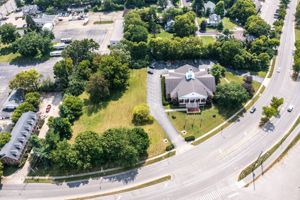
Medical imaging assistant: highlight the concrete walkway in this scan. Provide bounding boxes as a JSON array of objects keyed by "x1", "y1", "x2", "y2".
[{"x1": 147, "y1": 70, "x2": 191, "y2": 153}]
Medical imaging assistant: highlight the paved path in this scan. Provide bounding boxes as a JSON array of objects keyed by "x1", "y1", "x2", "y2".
[{"x1": 147, "y1": 70, "x2": 191, "y2": 153}]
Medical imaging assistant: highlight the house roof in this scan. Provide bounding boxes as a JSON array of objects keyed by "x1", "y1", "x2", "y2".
[
  {"x1": 0, "y1": 111, "x2": 37, "y2": 162},
  {"x1": 32, "y1": 14, "x2": 57, "y2": 25},
  {"x1": 204, "y1": 1, "x2": 216, "y2": 11},
  {"x1": 2, "y1": 89, "x2": 24, "y2": 111},
  {"x1": 165, "y1": 64, "x2": 216, "y2": 99}
]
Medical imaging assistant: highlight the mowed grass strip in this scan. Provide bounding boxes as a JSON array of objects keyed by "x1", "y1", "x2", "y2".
[{"x1": 72, "y1": 69, "x2": 169, "y2": 157}]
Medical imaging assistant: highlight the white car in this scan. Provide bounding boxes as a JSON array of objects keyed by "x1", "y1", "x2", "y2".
[
  {"x1": 287, "y1": 105, "x2": 294, "y2": 112},
  {"x1": 276, "y1": 67, "x2": 281, "y2": 73}
]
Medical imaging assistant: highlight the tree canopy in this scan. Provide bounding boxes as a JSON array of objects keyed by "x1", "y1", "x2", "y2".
[
  {"x1": 86, "y1": 72, "x2": 110, "y2": 103},
  {"x1": 214, "y1": 83, "x2": 249, "y2": 108},
  {"x1": 0, "y1": 23, "x2": 19, "y2": 44},
  {"x1": 245, "y1": 15, "x2": 271, "y2": 37},
  {"x1": 228, "y1": 0, "x2": 256, "y2": 25},
  {"x1": 60, "y1": 95, "x2": 84, "y2": 123},
  {"x1": 9, "y1": 69, "x2": 41, "y2": 92},
  {"x1": 173, "y1": 11, "x2": 197, "y2": 37}
]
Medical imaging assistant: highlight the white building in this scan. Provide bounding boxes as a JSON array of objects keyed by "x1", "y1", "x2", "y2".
[{"x1": 207, "y1": 14, "x2": 221, "y2": 27}]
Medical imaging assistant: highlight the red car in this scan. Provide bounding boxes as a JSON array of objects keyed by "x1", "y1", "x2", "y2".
[{"x1": 46, "y1": 105, "x2": 51, "y2": 113}]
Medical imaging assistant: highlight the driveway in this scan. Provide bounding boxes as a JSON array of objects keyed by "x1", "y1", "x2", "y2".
[{"x1": 147, "y1": 70, "x2": 191, "y2": 153}]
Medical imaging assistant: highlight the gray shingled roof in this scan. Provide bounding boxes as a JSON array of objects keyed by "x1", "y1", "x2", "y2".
[
  {"x1": 2, "y1": 89, "x2": 24, "y2": 111},
  {"x1": 0, "y1": 111, "x2": 37, "y2": 162},
  {"x1": 165, "y1": 64, "x2": 216, "y2": 99}
]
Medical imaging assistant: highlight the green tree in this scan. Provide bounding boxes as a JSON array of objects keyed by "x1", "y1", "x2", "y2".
[
  {"x1": 217, "y1": 21, "x2": 224, "y2": 32},
  {"x1": 262, "y1": 106, "x2": 277, "y2": 118},
  {"x1": 25, "y1": 15, "x2": 40, "y2": 32},
  {"x1": 214, "y1": 83, "x2": 249, "y2": 108},
  {"x1": 245, "y1": 15, "x2": 271, "y2": 37},
  {"x1": 24, "y1": 92, "x2": 41, "y2": 109},
  {"x1": 228, "y1": 0, "x2": 256, "y2": 25},
  {"x1": 48, "y1": 117, "x2": 72, "y2": 140},
  {"x1": 124, "y1": 25, "x2": 148, "y2": 42},
  {"x1": 9, "y1": 69, "x2": 41, "y2": 92},
  {"x1": 74, "y1": 131, "x2": 103, "y2": 169},
  {"x1": 60, "y1": 95, "x2": 84, "y2": 123},
  {"x1": 0, "y1": 162, "x2": 3, "y2": 183},
  {"x1": 211, "y1": 64, "x2": 226, "y2": 84},
  {"x1": 12, "y1": 102, "x2": 35, "y2": 123},
  {"x1": 132, "y1": 104, "x2": 154, "y2": 125},
  {"x1": 0, "y1": 132, "x2": 11, "y2": 148},
  {"x1": 200, "y1": 20, "x2": 207, "y2": 32},
  {"x1": 215, "y1": 1, "x2": 225, "y2": 17},
  {"x1": 216, "y1": 39, "x2": 244, "y2": 66},
  {"x1": 65, "y1": 76, "x2": 86, "y2": 96},
  {"x1": 86, "y1": 72, "x2": 110, "y2": 103},
  {"x1": 51, "y1": 140, "x2": 78, "y2": 169},
  {"x1": 0, "y1": 23, "x2": 19, "y2": 44},
  {"x1": 270, "y1": 97, "x2": 284, "y2": 109},
  {"x1": 192, "y1": 0, "x2": 204, "y2": 16},
  {"x1": 53, "y1": 58, "x2": 73, "y2": 90},
  {"x1": 173, "y1": 11, "x2": 197, "y2": 37},
  {"x1": 12, "y1": 32, "x2": 51, "y2": 57},
  {"x1": 62, "y1": 39, "x2": 99, "y2": 64},
  {"x1": 75, "y1": 60, "x2": 92, "y2": 80},
  {"x1": 128, "y1": 127, "x2": 150, "y2": 158},
  {"x1": 98, "y1": 54, "x2": 130, "y2": 89},
  {"x1": 158, "y1": 0, "x2": 168, "y2": 8}
]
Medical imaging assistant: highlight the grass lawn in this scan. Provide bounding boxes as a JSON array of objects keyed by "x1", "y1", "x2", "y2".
[
  {"x1": 0, "y1": 45, "x2": 20, "y2": 63},
  {"x1": 155, "y1": 31, "x2": 174, "y2": 39},
  {"x1": 72, "y1": 69, "x2": 169, "y2": 157},
  {"x1": 220, "y1": 71, "x2": 261, "y2": 92},
  {"x1": 200, "y1": 36, "x2": 215, "y2": 45},
  {"x1": 295, "y1": 28, "x2": 300, "y2": 41},
  {"x1": 223, "y1": 17, "x2": 236, "y2": 30},
  {"x1": 168, "y1": 105, "x2": 239, "y2": 138}
]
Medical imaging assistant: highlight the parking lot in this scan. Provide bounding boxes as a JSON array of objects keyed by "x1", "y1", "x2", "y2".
[{"x1": 53, "y1": 11, "x2": 123, "y2": 54}]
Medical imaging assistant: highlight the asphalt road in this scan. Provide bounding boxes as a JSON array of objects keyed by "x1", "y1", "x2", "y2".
[{"x1": 1, "y1": 0, "x2": 299, "y2": 199}]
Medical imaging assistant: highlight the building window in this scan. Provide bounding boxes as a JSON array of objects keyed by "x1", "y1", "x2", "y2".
[{"x1": 185, "y1": 99, "x2": 189, "y2": 103}]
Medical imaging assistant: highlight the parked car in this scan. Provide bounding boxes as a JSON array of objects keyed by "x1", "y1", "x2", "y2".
[
  {"x1": 276, "y1": 67, "x2": 281, "y2": 73},
  {"x1": 148, "y1": 69, "x2": 154, "y2": 74},
  {"x1": 250, "y1": 107, "x2": 256, "y2": 113},
  {"x1": 287, "y1": 105, "x2": 294, "y2": 112},
  {"x1": 46, "y1": 104, "x2": 51, "y2": 113}
]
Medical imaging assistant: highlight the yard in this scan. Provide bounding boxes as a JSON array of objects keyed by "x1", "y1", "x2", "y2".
[
  {"x1": 168, "y1": 71, "x2": 261, "y2": 138},
  {"x1": 168, "y1": 105, "x2": 239, "y2": 138},
  {"x1": 197, "y1": 17, "x2": 237, "y2": 31},
  {"x1": 72, "y1": 69, "x2": 170, "y2": 157},
  {"x1": 0, "y1": 45, "x2": 20, "y2": 63}
]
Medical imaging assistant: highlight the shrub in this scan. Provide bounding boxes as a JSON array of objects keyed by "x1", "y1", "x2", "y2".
[
  {"x1": 184, "y1": 135, "x2": 195, "y2": 142},
  {"x1": 166, "y1": 143, "x2": 175, "y2": 151},
  {"x1": 132, "y1": 104, "x2": 154, "y2": 125}
]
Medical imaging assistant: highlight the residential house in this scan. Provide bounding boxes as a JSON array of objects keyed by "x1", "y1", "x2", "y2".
[
  {"x1": 0, "y1": 111, "x2": 38, "y2": 165},
  {"x1": 22, "y1": 5, "x2": 40, "y2": 16},
  {"x1": 164, "y1": 19, "x2": 174, "y2": 32},
  {"x1": 164, "y1": 64, "x2": 216, "y2": 113},
  {"x1": 207, "y1": 14, "x2": 221, "y2": 27},
  {"x1": 204, "y1": 1, "x2": 216, "y2": 14}
]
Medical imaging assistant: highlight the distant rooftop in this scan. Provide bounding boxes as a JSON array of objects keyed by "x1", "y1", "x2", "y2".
[
  {"x1": 2, "y1": 89, "x2": 24, "y2": 111},
  {"x1": 0, "y1": 111, "x2": 37, "y2": 163}
]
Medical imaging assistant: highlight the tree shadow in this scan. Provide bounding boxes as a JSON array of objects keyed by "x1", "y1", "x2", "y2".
[
  {"x1": 0, "y1": 46, "x2": 14, "y2": 56},
  {"x1": 9, "y1": 55, "x2": 50, "y2": 67},
  {"x1": 103, "y1": 168, "x2": 139, "y2": 184},
  {"x1": 66, "y1": 180, "x2": 90, "y2": 188},
  {"x1": 262, "y1": 122, "x2": 275, "y2": 133},
  {"x1": 215, "y1": 104, "x2": 244, "y2": 119},
  {"x1": 84, "y1": 88, "x2": 125, "y2": 116}
]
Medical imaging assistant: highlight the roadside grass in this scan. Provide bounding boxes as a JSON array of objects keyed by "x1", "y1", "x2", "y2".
[
  {"x1": 69, "y1": 175, "x2": 171, "y2": 200},
  {"x1": 267, "y1": 56, "x2": 276, "y2": 78},
  {"x1": 93, "y1": 20, "x2": 113, "y2": 24},
  {"x1": 238, "y1": 116, "x2": 300, "y2": 181},
  {"x1": 295, "y1": 28, "x2": 300, "y2": 41},
  {"x1": 72, "y1": 69, "x2": 169, "y2": 158}
]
